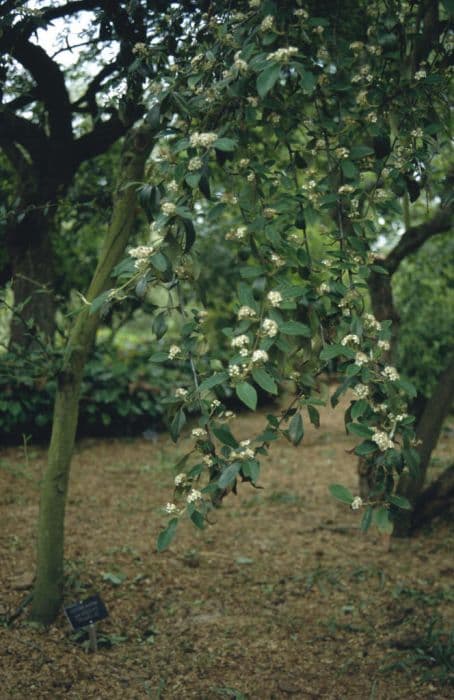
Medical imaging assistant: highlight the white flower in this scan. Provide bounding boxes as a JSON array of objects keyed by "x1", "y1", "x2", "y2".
[
  {"x1": 238, "y1": 447, "x2": 255, "y2": 460},
  {"x1": 350, "y1": 41, "x2": 365, "y2": 51},
  {"x1": 260, "y1": 15, "x2": 274, "y2": 31},
  {"x1": 351, "y1": 496, "x2": 363, "y2": 510},
  {"x1": 294, "y1": 8, "x2": 308, "y2": 18},
  {"x1": 378, "y1": 339, "x2": 390, "y2": 352},
  {"x1": 211, "y1": 399, "x2": 221, "y2": 410},
  {"x1": 167, "y1": 180, "x2": 179, "y2": 193},
  {"x1": 264, "y1": 207, "x2": 278, "y2": 219},
  {"x1": 203, "y1": 454, "x2": 215, "y2": 466},
  {"x1": 382, "y1": 365, "x2": 400, "y2": 381},
  {"x1": 366, "y1": 112, "x2": 378, "y2": 123},
  {"x1": 356, "y1": 90, "x2": 368, "y2": 106},
  {"x1": 189, "y1": 131, "x2": 218, "y2": 148},
  {"x1": 240, "y1": 439, "x2": 251, "y2": 447},
  {"x1": 174, "y1": 473, "x2": 186, "y2": 486},
  {"x1": 363, "y1": 313, "x2": 381, "y2": 332},
  {"x1": 355, "y1": 352, "x2": 369, "y2": 367},
  {"x1": 335, "y1": 147, "x2": 350, "y2": 159},
  {"x1": 168, "y1": 345, "x2": 182, "y2": 360},
  {"x1": 229, "y1": 365, "x2": 241, "y2": 378},
  {"x1": 186, "y1": 489, "x2": 202, "y2": 503},
  {"x1": 161, "y1": 201, "x2": 176, "y2": 216},
  {"x1": 175, "y1": 387, "x2": 188, "y2": 399},
  {"x1": 372, "y1": 429, "x2": 394, "y2": 451},
  {"x1": 231, "y1": 334, "x2": 250, "y2": 349},
  {"x1": 239, "y1": 158, "x2": 250, "y2": 168},
  {"x1": 411, "y1": 128, "x2": 423, "y2": 138},
  {"x1": 341, "y1": 334, "x2": 360, "y2": 346},
  {"x1": 267, "y1": 47, "x2": 298, "y2": 62},
  {"x1": 188, "y1": 157, "x2": 203, "y2": 171},
  {"x1": 249, "y1": 0, "x2": 261, "y2": 8},
  {"x1": 239, "y1": 348, "x2": 249, "y2": 357},
  {"x1": 338, "y1": 184, "x2": 355, "y2": 194},
  {"x1": 237, "y1": 305, "x2": 257, "y2": 320},
  {"x1": 319, "y1": 282, "x2": 330, "y2": 294},
  {"x1": 267, "y1": 290, "x2": 283, "y2": 307},
  {"x1": 270, "y1": 253, "x2": 285, "y2": 267},
  {"x1": 252, "y1": 349, "x2": 269, "y2": 364},
  {"x1": 129, "y1": 245, "x2": 154, "y2": 259},
  {"x1": 247, "y1": 172, "x2": 256, "y2": 182},
  {"x1": 192, "y1": 427, "x2": 208, "y2": 440},
  {"x1": 262, "y1": 318, "x2": 278, "y2": 338},
  {"x1": 165, "y1": 502, "x2": 178, "y2": 514},
  {"x1": 414, "y1": 69, "x2": 427, "y2": 80},
  {"x1": 353, "y1": 383, "x2": 369, "y2": 400},
  {"x1": 234, "y1": 58, "x2": 248, "y2": 72},
  {"x1": 396, "y1": 413, "x2": 408, "y2": 422}
]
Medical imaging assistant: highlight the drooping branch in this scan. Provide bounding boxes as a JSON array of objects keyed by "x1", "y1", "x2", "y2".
[{"x1": 384, "y1": 207, "x2": 453, "y2": 275}]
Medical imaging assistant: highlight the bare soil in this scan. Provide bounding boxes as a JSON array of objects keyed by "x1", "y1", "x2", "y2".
[{"x1": 1, "y1": 392, "x2": 453, "y2": 699}]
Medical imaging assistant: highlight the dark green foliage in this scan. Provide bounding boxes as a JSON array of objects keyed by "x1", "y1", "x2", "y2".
[{"x1": 0, "y1": 347, "x2": 188, "y2": 443}]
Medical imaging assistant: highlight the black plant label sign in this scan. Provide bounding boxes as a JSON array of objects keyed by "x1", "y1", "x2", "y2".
[{"x1": 64, "y1": 594, "x2": 108, "y2": 630}]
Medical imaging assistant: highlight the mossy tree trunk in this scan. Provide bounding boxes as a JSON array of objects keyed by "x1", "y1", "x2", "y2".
[{"x1": 29, "y1": 126, "x2": 153, "y2": 625}]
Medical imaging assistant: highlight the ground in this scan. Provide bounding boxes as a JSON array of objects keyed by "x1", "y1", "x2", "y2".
[{"x1": 0, "y1": 391, "x2": 453, "y2": 700}]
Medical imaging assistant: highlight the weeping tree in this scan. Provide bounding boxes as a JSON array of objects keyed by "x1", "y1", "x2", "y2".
[{"x1": 25, "y1": 0, "x2": 453, "y2": 623}]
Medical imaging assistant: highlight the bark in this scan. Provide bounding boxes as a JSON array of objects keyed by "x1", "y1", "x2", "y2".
[
  {"x1": 411, "y1": 465, "x2": 454, "y2": 531},
  {"x1": 29, "y1": 125, "x2": 154, "y2": 625},
  {"x1": 7, "y1": 208, "x2": 58, "y2": 349},
  {"x1": 394, "y1": 356, "x2": 454, "y2": 536}
]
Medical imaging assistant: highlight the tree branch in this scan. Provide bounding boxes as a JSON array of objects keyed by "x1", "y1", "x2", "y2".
[
  {"x1": 384, "y1": 207, "x2": 453, "y2": 275},
  {"x1": 73, "y1": 115, "x2": 130, "y2": 165},
  {"x1": 2, "y1": 28, "x2": 73, "y2": 145},
  {"x1": 0, "y1": 110, "x2": 47, "y2": 164}
]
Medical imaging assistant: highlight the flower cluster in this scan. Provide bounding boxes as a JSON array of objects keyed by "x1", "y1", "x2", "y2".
[
  {"x1": 382, "y1": 365, "x2": 399, "y2": 381},
  {"x1": 231, "y1": 334, "x2": 250, "y2": 349},
  {"x1": 237, "y1": 305, "x2": 257, "y2": 320},
  {"x1": 351, "y1": 496, "x2": 363, "y2": 510},
  {"x1": 168, "y1": 345, "x2": 182, "y2": 360},
  {"x1": 189, "y1": 132, "x2": 218, "y2": 148},
  {"x1": 363, "y1": 313, "x2": 381, "y2": 332},
  {"x1": 186, "y1": 488, "x2": 202, "y2": 504},
  {"x1": 354, "y1": 352, "x2": 369, "y2": 367},
  {"x1": 175, "y1": 387, "x2": 188, "y2": 399},
  {"x1": 372, "y1": 429, "x2": 394, "y2": 451},
  {"x1": 188, "y1": 157, "x2": 203, "y2": 171},
  {"x1": 192, "y1": 427, "x2": 208, "y2": 440},
  {"x1": 260, "y1": 15, "x2": 274, "y2": 31},
  {"x1": 262, "y1": 318, "x2": 279, "y2": 338},
  {"x1": 353, "y1": 383, "x2": 369, "y2": 400},
  {"x1": 267, "y1": 47, "x2": 298, "y2": 62},
  {"x1": 251, "y1": 349, "x2": 269, "y2": 364},
  {"x1": 267, "y1": 290, "x2": 283, "y2": 307},
  {"x1": 341, "y1": 334, "x2": 360, "y2": 346},
  {"x1": 226, "y1": 226, "x2": 248, "y2": 241},
  {"x1": 161, "y1": 201, "x2": 177, "y2": 216}
]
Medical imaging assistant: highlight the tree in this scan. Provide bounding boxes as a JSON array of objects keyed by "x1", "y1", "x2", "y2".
[
  {"x1": 0, "y1": 0, "x2": 204, "y2": 347},
  {"x1": 98, "y1": 0, "x2": 451, "y2": 551},
  {"x1": 22, "y1": 0, "x2": 452, "y2": 623}
]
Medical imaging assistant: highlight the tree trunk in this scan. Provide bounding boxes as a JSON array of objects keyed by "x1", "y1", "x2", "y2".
[
  {"x1": 394, "y1": 355, "x2": 454, "y2": 536},
  {"x1": 7, "y1": 207, "x2": 58, "y2": 349},
  {"x1": 30, "y1": 125, "x2": 153, "y2": 625},
  {"x1": 411, "y1": 464, "x2": 454, "y2": 531}
]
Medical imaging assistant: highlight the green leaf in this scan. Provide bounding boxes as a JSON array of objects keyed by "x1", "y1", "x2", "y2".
[
  {"x1": 256, "y1": 63, "x2": 281, "y2": 97},
  {"x1": 170, "y1": 408, "x2": 186, "y2": 443},
  {"x1": 218, "y1": 462, "x2": 241, "y2": 489},
  {"x1": 236, "y1": 382, "x2": 257, "y2": 411},
  {"x1": 279, "y1": 321, "x2": 311, "y2": 337},
  {"x1": 320, "y1": 344, "x2": 355, "y2": 361},
  {"x1": 347, "y1": 422, "x2": 373, "y2": 438},
  {"x1": 242, "y1": 459, "x2": 260, "y2": 483},
  {"x1": 214, "y1": 137, "x2": 237, "y2": 151},
  {"x1": 388, "y1": 495, "x2": 412, "y2": 511},
  {"x1": 354, "y1": 440, "x2": 377, "y2": 456},
  {"x1": 374, "y1": 506, "x2": 394, "y2": 534},
  {"x1": 329, "y1": 484, "x2": 354, "y2": 505},
  {"x1": 182, "y1": 218, "x2": 196, "y2": 252},
  {"x1": 351, "y1": 399, "x2": 368, "y2": 420},
  {"x1": 212, "y1": 424, "x2": 239, "y2": 448},
  {"x1": 150, "y1": 252, "x2": 169, "y2": 272},
  {"x1": 199, "y1": 372, "x2": 229, "y2": 392},
  {"x1": 150, "y1": 351, "x2": 169, "y2": 363},
  {"x1": 349, "y1": 145, "x2": 375, "y2": 159},
  {"x1": 360, "y1": 506, "x2": 373, "y2": 532},
  {"x1": 90, "y1": 290, "x2": 110, "y2": 315},
  {"x1": 307, "y1": 405, "x2": 320, "y2": 428},
  {"x1": 157, "y1": 518, "x2": 178, "y2": 552},
  {"x1": 190, "y1": 510, "x2": 205, "y2": 529},
  {"x1": 341, "y1": 159, "x2": 358, "y2": 179},
  {"x1": 288, "y1": 412, "x2": 304, "y2": 446},
  {"x1": 252, "y1": 367, "x2": 278, "y2": 395}
]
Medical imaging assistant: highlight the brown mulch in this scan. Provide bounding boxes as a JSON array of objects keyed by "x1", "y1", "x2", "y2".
[{"x1": 0, "y1": 392, "x2": 453, "y2": 699}]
